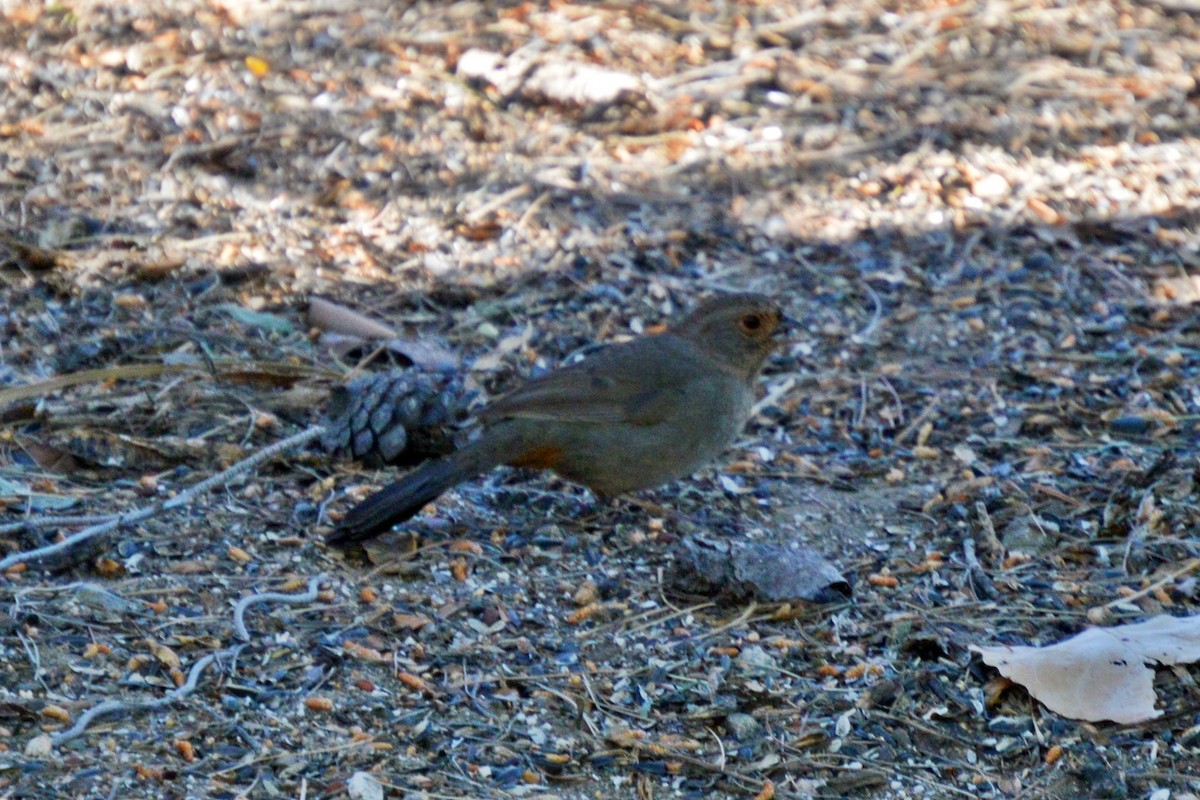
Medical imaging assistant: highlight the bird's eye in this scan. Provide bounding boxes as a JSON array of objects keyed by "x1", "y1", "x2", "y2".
[{"x1": 739, "y1": 313, "x2": 762, "y2": 331}]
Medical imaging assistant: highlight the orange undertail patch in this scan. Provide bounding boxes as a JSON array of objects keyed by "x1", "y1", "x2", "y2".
[{"x1": 507, "y1": 444, "x2": 565, "y2": 469}]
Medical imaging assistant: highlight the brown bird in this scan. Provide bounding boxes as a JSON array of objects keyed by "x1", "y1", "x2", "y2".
[{"x1": 328, "y1": 292, "x2": 785, "y2": 547}]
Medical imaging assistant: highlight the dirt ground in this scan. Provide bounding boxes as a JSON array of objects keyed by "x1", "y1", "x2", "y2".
[{"x1": 2, "y1": 1, "x2": 1199, "y2": 798}]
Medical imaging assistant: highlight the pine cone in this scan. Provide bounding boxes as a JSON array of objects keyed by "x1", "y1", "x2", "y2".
[{"x1": 321, "y1": 369, "x2": 478, "y2": 467}]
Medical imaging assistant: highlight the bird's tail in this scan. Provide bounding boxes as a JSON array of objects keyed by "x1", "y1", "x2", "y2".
[{"x1": 328, "y1": 434, "x2": 509, "y2": 547}]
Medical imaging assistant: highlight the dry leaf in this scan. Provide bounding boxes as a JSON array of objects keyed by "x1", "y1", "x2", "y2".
[
  {"x1": 971, "y1": 614, "x2": 1200, "y2": 724},
  {"x1": 307, "y1": 296, "x2": 397, "y2": 339},
  {"x1": 146, "y1": 640, "x2": 182, "y2": 670},
  {"x1": 666, "y1": 538, "x2": 850, "y2": 604},
  {"x1": 347, "y1": 772, "x2": 384, "y2": 800},
  {"x1": 393, "y1": 613, "x2": 432, "y2": 630},
  {"x1": 522, "y1": 60, "x2": 647, "y2": 108},
  {"x1": 457, "y1": 48, "x2": 650, "y2": 109},
  {"x1": 1152, "y1": 274, "x2": 1200, "y2": 304}
]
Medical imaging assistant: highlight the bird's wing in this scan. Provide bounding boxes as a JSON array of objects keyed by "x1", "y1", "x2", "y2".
[{"x1": 478, "y1": 339, "x2": 691, "y2": 427}]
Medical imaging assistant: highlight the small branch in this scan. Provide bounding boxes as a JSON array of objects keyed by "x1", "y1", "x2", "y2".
[
  {"x1": 850, "y1": 283, "x2": 884, "y2": 344},
  {"x1": 0, "y1": 426, "x2": 326, "y2": 572},
  {"x1": 0, "y1": 514, "x2": 125, "y2": 534},
  {"x1": 750, "y1": 376, "x2": 797, "y2": 419},
  {"x1": 962, "y1": 537, "x2": 998, "y2": 601},
  {"x1": 52, "y1": 647, "x2": 241, "y2": 746},
  {"x1": 974, "y1": 501, "x2": 1004, "y2": 560},
  {"x1": 1092, "y1": 558, "x2": 1200, "y2": 613},
  {"x1": 461, "y1": 182, "x2": 532, "y2": 225},
  {"x1": 894, "y1": 395, "x2": 940, "y2": 446},
  {"x1": 233, "y1": 576, "x2": 325, "y2": 641}
]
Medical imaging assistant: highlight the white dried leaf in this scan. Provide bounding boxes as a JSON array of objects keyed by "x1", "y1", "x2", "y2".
[
  {"x1": 953, "y1": 444, "x2": 977, "y2": 465},
  {"x1": 471, "y1": 325, "x2": 533, "y2": 372},
  {"x1": 25, "y1": 734, "x2": 53, "y2": 757},
  {"x1": 346, "y1": 771, "x2": 384, "y2": 800},
  {"x1": 1152, "y1": 274, "x2": 1200, "y2": 304},
  {"x1": 523, "y1": 60, "x2": 646, "y2": 108},
  {"x1": 456, "y1": 47, "x2": 539, "y2": 97},
  {"x1": 972, "y1": 614, "x2": 1200, "y2": 724}
]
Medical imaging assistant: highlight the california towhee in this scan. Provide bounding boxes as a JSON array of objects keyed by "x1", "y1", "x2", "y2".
[{"x1": 328, "y1": 292, "x2": 784, "y2": 546}]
